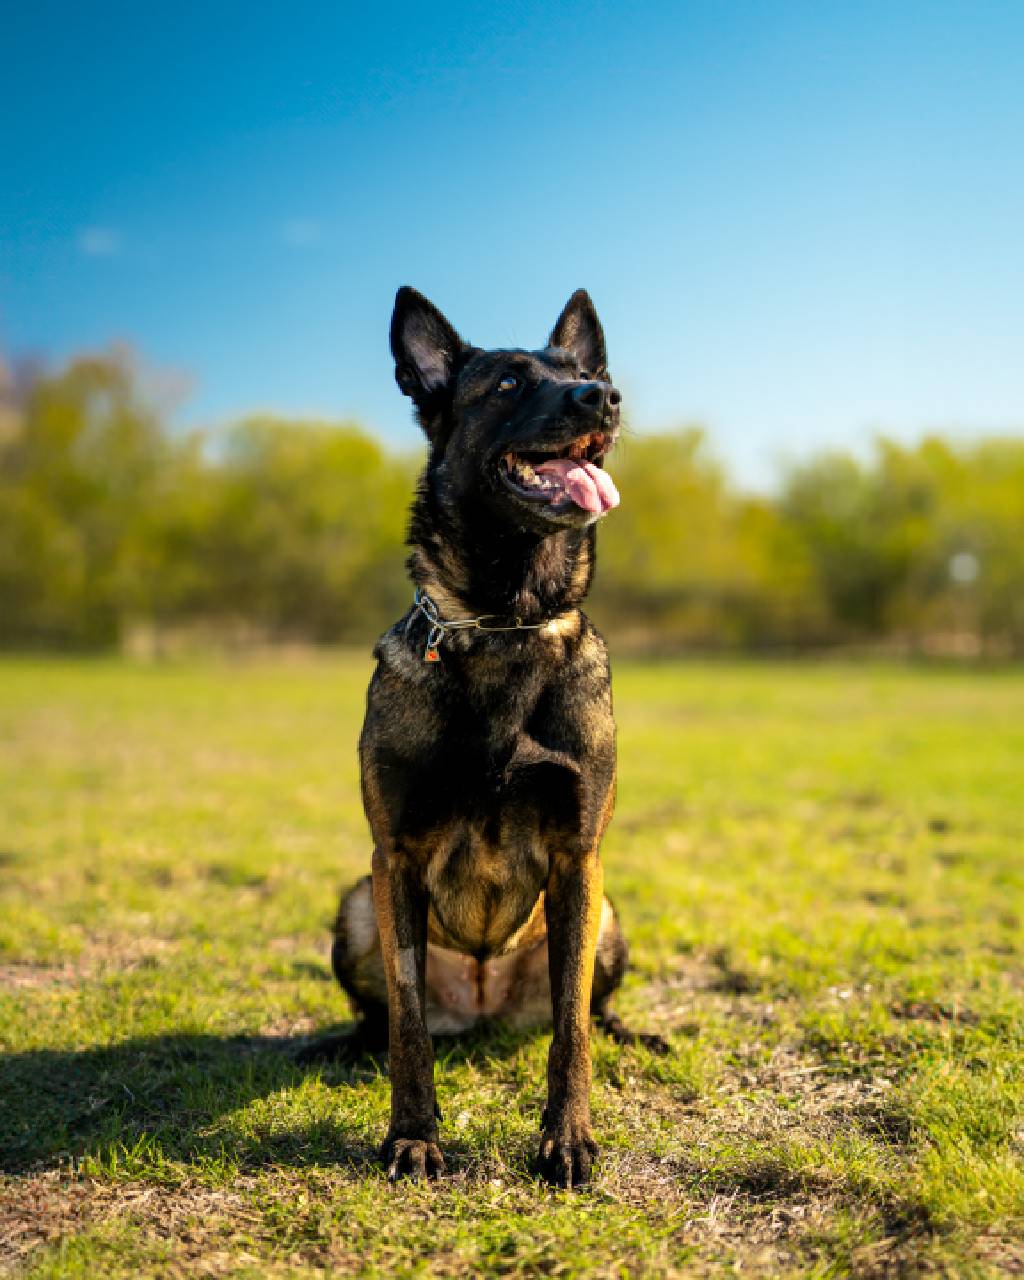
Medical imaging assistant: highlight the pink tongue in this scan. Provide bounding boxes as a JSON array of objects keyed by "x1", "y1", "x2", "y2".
[{"x1": 534, "y1": 458, "x2": 620, "y2": 515}]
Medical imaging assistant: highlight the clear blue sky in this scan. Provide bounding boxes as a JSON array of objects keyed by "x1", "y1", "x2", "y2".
[{"x1": 2, "y1": 0, "x2": 1022, "y2": 487}]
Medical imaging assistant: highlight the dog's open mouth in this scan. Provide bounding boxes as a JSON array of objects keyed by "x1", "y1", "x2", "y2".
[{"x1": 499, "y1": 430, "x2": 620, "y2": 516}]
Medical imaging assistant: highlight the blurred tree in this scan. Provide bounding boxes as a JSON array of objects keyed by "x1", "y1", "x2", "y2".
[
  {"x1": 0, "y1": 350, "x2": 169, "y2": 645},
  {"x1": 197, "y1": 416, "x2": 414, "y2": 640},
  {"x1": 591, "y1": 429, "x2": 822, "y2": 648},
  {"x1": 780, "y1": 436, "x2": 1024, "y2": 654},
  {"x1": 1, "y1": 349, "x2": 1022, "y2": 656}
]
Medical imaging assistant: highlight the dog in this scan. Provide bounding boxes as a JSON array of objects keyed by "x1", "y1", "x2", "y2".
[{"x1": 302, "y1": 287, "x2": 666, "y2": 1187}]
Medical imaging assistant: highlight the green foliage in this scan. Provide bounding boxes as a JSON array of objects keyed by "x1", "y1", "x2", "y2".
[
  {"x1": 781, "y1": 437, "x2": 1024, "y2": 650},
  {"x1": 2, "y1": 350, "x2": 1024, "y2": 653},
  {"x1": 0, "y1": 353, "x2": 417, "y2": 648},
  {"x1": 160, "y1": 416, "x2": 415, "y2": 640},
  {"x1": 0, "y1": 354, "x2": 170, "y2": 645},
  {"x1": 590, "y1": 430, "x2": 823, "y2": 647}
]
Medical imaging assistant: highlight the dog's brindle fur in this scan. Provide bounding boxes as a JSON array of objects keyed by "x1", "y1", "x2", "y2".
[{"x1": 305, "y1": 287, "x2": 665, "y2": 1187}]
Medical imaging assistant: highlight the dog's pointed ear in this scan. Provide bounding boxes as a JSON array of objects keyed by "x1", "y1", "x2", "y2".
[
  {"x1": 390, "y1": 287, "x2": 468, "y2": 428},
  {"x1": 549, "y1": 289, "x2": 608, "y2": 378}
]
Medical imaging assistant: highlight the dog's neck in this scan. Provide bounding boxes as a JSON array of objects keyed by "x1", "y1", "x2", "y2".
[{"x1": 407, "y1": 485, "x2": 595, "y2": 625}]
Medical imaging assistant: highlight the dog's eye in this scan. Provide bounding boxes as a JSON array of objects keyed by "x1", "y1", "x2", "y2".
[{"x1": 497, "y1": 375, "x2": 519, "y2": 393}]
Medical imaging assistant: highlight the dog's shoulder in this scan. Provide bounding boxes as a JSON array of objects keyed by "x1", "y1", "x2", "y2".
[
  {"x1": 551, "y1": 612, "x2": 611, "y2": 689},
  {"x1": 372, "y1": 613, "x2": 433, "y2": 684}
]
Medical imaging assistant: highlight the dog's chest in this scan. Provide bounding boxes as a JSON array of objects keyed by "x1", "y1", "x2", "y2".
[
  {"x1": 415, "y1": 718, "x2": 581, "y2": 947},
  {"x1": 416, "y1": 714, "x2": 576, "y2": 953},
  {"x1": 369, "y1": 640, "x2": 599, "y2": 954},
  {"x1": 422, "y1": 800, "x2": 552, "y2": 955}
]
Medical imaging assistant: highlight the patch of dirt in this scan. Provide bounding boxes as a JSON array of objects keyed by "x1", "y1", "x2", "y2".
[
  {"x1": 257, "y1": 1012, "x2": 321, "y2": 1039},
  {"x1": 0, "y1": 936, "x2": 183, "y2": 985},
  {"x1": 975, "y1": 1231, "x2": 1024, "y2": 1274},
  {"x1": 890, "y1": 999, "x2": 980, "y2": 1026},
  {"x1": 0, "y1": 963, "x2": 77, "y2": 991},
  {"x1": 2, "y1": 934, "x2": 326, "y2": 990},
  {"x1": 68, "y1": 932, "x2": 329, "y2": 984},
  {"x1": 0, "y1": 1173, "x2": 259, "y2": 1278},
  {"x1": 76, "y1": 935, "x2": 182, "y2": 978},
  {"x1": 591, "y1": 1043, "x2": 910, "y2": 1270},
  {"x1": 0, "y1": 1172, "x2": 109, "y2": 1270}
]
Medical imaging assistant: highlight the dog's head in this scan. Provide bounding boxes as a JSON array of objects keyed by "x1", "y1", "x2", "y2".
[{"x1": 391, "y1": 287, "x2": 621, "y2": 532}]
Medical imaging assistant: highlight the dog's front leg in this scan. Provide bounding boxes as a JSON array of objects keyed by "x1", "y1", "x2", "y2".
[
  {"x1": 538, "y1": 846, "x2": 603, "y2": 1188},
  {"x1": 371, "y1": 843, "x2": 443, "y2": 1181}
]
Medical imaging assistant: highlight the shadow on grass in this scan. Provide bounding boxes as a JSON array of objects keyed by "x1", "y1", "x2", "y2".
[{"x1": 0, "y1": 1022, "x2": 543, "y2": 1177}]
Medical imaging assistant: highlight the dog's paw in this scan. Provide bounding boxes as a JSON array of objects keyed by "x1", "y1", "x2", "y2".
[
  {"x1": 596, "y1": 1011, "x2": 672, "y2": 1056},
  {"x1": 295, "y1": 1033, "x2": 368, "y2": 1066},
  {"x1": 295, "y1": 1036, "x2": 348, "y2": 1066},
  {"x1": 295, "y1": 1024, "x2": 389, "y2": 1067},
  {"x1": 382, "y1": 1136, "x2": 446, "y2": 1182},
  {"x1": 637, "y1": 1030, "x2": 671, "y2": 1056},
  {"x1": 536, "y1": 1124, "x2": 598, "y2": 1189}
]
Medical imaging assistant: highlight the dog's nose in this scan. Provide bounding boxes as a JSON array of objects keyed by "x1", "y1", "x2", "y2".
[{"x1": 571, "y1": 381, "x2": 621, "y2": 415}]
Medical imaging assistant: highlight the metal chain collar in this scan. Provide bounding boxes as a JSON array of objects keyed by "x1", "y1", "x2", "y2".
[{"x1": 411, "y1": 587, "x2": 550, "y2": 663}]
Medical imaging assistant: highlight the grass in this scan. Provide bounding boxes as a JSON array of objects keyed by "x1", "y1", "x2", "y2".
[{"x1": 1, "y1": 654, "x2": 1022, "y2": 1277}]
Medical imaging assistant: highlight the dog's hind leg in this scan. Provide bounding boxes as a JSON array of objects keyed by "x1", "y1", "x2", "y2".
[
  {"x1": 591, "y1": 900, "x2": 670, "y2": 1055},
  {"x1": 295, "y1": 1011, "x2": 388, "y2": 1065},
  {"x1": 296, "y1": 875, "x2": 390, "y2": 1065}
]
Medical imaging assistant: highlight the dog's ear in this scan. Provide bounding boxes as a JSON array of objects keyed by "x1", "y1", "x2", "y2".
[
  {"x1": 390, "y1": 287, "x2": 468, "y2": 429},
  {"x1": 549, "y1": 289, "x2": 608, "y2": 378}
]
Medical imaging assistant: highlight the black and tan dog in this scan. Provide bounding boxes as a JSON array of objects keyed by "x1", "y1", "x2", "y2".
[{"x1": 303, "y1": 287, "x2": 666, "y2": 1187}]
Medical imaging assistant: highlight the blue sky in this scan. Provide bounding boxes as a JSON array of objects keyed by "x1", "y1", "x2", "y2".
[{"x1": 2, "y1": 0, "x2": 1022, "y2": 487}]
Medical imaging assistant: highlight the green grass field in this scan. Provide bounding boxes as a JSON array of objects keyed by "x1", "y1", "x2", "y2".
[{"x1": 1, "y1": 656, "x2": 1022, "y2": 1277}]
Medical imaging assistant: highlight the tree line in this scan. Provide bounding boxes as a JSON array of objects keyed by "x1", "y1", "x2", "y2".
[{"x1": 2, "y1": 349, "x2": 1022, "y2": 656}]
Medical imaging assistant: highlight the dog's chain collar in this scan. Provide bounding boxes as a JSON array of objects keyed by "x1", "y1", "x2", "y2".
[{"x1": 412, "y1": 588, "x2": 551, "y2": 663}]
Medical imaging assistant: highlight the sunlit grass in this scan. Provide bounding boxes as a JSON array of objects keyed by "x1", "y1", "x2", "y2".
[{"x1": 1, "y1": 655, "x2": 1022, "y2": 1276}]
